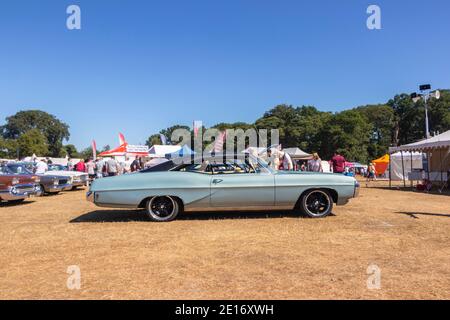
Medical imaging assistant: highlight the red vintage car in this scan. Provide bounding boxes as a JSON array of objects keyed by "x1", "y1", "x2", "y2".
[{"x1": 0, "y1": 165, "x2": 42, "y2": 203}]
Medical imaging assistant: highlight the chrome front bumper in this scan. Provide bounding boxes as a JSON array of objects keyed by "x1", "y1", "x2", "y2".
[
  {"x1": 45, "y1": 183, "x2": 73, "y2": 193},
  {"x1": 0, "y1": 184, "x2": 42, "y2": 201}
]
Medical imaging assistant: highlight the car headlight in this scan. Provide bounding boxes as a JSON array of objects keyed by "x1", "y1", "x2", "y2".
[
  {"x1": 10, "y1": 186, "x2": 18, "y2": 194},
  {"x1": 11, "y1": 178, "x2": 19, "y2": 185},
  {"x1": 53, "y1": 178, "x2": 59, "y2": 186}
]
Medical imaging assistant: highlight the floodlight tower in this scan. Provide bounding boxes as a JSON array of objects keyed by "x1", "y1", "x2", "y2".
[{"x1": 410, "y1": 84, "x2": 441, "y2": 139}]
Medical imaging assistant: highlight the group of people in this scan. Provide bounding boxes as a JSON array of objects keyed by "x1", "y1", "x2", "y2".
[{"x1": 67, "y1": 156, "x2": 146, "y2": 180}]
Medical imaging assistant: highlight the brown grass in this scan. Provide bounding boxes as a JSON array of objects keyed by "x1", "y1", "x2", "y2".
[{"x1": 0, "y1": 181, "x2": 449, "y2": 300}]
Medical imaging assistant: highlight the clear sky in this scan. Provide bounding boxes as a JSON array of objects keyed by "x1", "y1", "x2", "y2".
[{"x1": 1, "y1": 0, "x2": 449, "y2": 150}]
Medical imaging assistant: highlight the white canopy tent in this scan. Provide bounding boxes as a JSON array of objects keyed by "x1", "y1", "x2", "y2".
[
  {"x1": 386, "y1": 152, "x2": 423, "y2": 181},
  {"x1": 389, "y1": 130, "x2": 450, "y2": 188},
  {"x1": 148, "y1": 145, "x2": 182, "y2": 158},
  {"x1": 283, "y1": 148, "x2": 313, "y2": 160}
]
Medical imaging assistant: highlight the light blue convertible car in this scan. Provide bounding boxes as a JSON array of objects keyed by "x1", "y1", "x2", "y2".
[{"x1": 87, "y1": 153, "x2": 359, "y2": 221}]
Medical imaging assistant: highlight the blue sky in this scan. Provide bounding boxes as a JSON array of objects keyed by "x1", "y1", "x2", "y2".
[{"x1": 0, "y1": 0, "x2": 449, "y2": 150}]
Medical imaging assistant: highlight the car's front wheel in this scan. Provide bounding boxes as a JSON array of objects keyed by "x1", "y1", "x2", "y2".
[
  {"x1": 145, "y1": 196, "x2": 180, "y2": 222},
  {"x1": 300, "y1": 189, "x2": 333, "y2": 218}
]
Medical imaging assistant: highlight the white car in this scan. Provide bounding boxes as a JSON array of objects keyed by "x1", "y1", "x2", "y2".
[{"x1": 46, "y1": 164, "x2": 89, "y2": 190}]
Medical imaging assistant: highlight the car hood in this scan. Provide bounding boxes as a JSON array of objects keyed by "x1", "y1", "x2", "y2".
[{"x1": 45, "y1": 171, "x2": 87, "y2": 177}]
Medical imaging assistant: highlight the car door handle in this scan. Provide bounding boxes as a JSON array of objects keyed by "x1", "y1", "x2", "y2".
[{"x1": 212, "y1": 179, "x2": 223, "y2": 184}]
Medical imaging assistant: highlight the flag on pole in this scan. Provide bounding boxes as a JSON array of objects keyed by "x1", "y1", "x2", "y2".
[
  {"x1": 119, "y1": 133, "x2": 126, "y2": 145},
  {"x1": 213, "y1": 131, "x2": 226, "y2": 153},
  {"x1": 92, "y1": 140, "x2": 97, "y2": 160},
  {"x1": 160, "y1": 134, "x2": 167, "y2": 145},
  {"x1": 193, "y1": 120, "x2": 202, "y2": 138}
]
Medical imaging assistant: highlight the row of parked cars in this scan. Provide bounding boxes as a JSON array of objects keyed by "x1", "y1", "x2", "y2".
[{"x1": 0, "y1": 162, "x2": 89, "y2": 203}]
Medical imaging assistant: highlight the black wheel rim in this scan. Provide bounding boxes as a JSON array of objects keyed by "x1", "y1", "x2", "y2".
[
  {"x1": 149, "y1": 196, "x2": 175, "y2": 218},
  {"x1": 305, "y1": 191, "x2": 330, "y2": 216}
]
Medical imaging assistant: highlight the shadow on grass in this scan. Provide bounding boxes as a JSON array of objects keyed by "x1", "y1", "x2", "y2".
[
  {"x1": 0, "y1": 200, "x2": 35, "y2": 207},
  {"x1": 370, "y1": 186, "x2": 450, "y2": 196},
  {"x1": 70, "y1": 209, "x2": 335, "y2": 223},
  {"x1": 396, "y1": 211, "x2": 450, "y2": 219}
]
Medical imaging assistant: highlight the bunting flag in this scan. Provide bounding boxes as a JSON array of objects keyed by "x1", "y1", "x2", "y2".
[
  {"x1": 213, "y1": 131, "x2": 226, "y2": 153},
  {"x1": 193, "y1": 120, "x2": 202, "y2": 138},
  {"x1": 119, "y1": 132, "x2": 126, "y2": 145},
  {"x1": 160, "y1": 134, "x2": 167, "y2": 145},
  {"x1": 92, "y1": 140, "x2": 97, "y2": 160}
]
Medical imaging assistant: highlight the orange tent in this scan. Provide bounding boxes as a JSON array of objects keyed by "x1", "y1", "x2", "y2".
[{"x1": 372, "y1": 154, "x2": 389, "y2": 175}]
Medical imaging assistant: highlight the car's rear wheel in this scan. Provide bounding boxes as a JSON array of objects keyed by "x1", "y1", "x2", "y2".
[
  {"x1": 145, "y1": 196, "x2": 179, "y2": 222},
  {"x1": 300, "y1": 189, "x2": 333, "y2": 218}
]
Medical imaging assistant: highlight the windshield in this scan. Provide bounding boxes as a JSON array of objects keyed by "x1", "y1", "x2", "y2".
[
  {"x1": 6, "y1": 164, "x2": 33, "y2": 175},
  {"x1": 48, "y1": 164, "x2": 67, "y2": 171}
]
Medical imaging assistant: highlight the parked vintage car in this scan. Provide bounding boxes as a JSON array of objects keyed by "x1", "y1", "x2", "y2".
[
  {"x1": 6, "y1": 163, "x2": 72, "y2": 194},
  {"x1": 0, "y1": 165, "x2": 42, "y2": 203},
  {"x1": 87, "y1": 153, "x2": 360, "y2": 221},
  {"x1": 46, "y1": 164, "x2": 89, "y2": 190}
]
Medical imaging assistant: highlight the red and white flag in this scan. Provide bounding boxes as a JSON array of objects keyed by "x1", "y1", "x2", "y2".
[
  {"x1": 193, "y1": 120, "x2": 202, "y2": 138},
  {"x1": 119, "y1": 133, "x2": 126, "y2": 145},
  {"x1": 213, "y1": 131, "x2": 226, "y2": 153},
  {"x1": 92, "y1": 140, "x2": 97, "y2": 160}
]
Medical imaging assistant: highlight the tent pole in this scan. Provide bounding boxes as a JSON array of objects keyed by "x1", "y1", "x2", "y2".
[
  {"x1": 401, "y1": 151, "x2": 406, "y2": 188},
  {"x1": 389, "y1": 151, "x2": 392, "y2": 188},
  {"x1": 410, "y1": 152, "x2": 413, "y2": 188},
  {"x1": 440, "y1": 148, "x2": 443, "y2": 191}
]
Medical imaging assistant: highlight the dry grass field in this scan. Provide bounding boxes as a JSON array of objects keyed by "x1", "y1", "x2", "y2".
[{"x1": 0, "y1": 181, "x2": 449, "y2": 300}]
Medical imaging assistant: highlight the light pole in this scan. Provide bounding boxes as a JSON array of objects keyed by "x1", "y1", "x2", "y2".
[{"x1": 410, "y1": 84, "x2": 440, "y2": 139}]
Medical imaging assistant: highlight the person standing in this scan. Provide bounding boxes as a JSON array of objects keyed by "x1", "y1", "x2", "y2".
[
  {"x1": 86, "y1": 159, "x2": 96, "y2": 180},
  {"x1": 95, "y1": 158, "x2": 104, "y2": 178},
  {"x1": 280, "y1": 150, "x2": 293, "y2": 171},
  {"x1": 130, "y1": 156, "x2": 142, "y2": 172},
  {"x1": 307, "y1": 153, "x2": 323, "y2": 172},
  {"x1": 75, "y1": 159, "x2": 86, "y2": 172},
  {"x1": 105, "y1": 158, "x2": 119, "y2": 177},
  {"x1": 35, "y1": 159, "x2": 48, "y2": 174},
  {"x1": 67, "y1": 158, "x2": 74, "y2": 171},
  {"x1": 331, "y1": 152, "x2": 346, "y2": 174}
]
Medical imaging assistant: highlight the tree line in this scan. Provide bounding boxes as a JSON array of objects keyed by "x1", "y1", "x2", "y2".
[{"x1": 1, "y1": 90, "x2": 449, "y2": 163}]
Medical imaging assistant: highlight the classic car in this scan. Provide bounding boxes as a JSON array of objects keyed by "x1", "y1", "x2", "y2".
[
  {"x1": 87, "y1": 153, "x2": 360, "y2": 221},
  {"x1": 6, "y1": 163, "x2": 72, "y2": 194},
  {"x1": 46, "y1": 164, "x2": 89, "y2": 190},
  {"x1": 0, "y1": 165, "x2": 42, "y2": 203}
]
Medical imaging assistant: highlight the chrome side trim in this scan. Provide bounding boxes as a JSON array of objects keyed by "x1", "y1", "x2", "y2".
[{"x1": 184, "y1": 205, "x2": 293, "y2": 212}]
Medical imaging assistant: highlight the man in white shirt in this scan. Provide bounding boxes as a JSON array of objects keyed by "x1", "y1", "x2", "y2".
[
  {"x1": 35, "y1": 159, "x2": 48, "y2": 174},
  {"x1": 281, "y1": 151, "x2": 293, "y2": 171}
]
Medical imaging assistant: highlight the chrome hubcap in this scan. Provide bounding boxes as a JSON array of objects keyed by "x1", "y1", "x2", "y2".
[
  {"x1": 305, "y1": 191, "x2": 330, "y2": 216},
  {"x1": 149, "y1": 196, "x2": 175, "y2": 218}
]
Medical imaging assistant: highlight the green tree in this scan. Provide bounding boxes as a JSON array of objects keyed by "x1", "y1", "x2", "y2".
[
  {"x1": 1, "y1": 110, "x2": 70, "y2": 157},
  {"x1": 355, "y1": 104, "x2": 394, "y2": 159},
  {"x1": 0, "y1": 137, "x2": 18, "y2": 158},
  {"x1": 16, "y1": 129, "x2": 49, "y2": 158},
  {"x1": 320, "y1": 110, "x2": 371, "y2": 163},
  {"x1": 62, "y1": 144, "x2": 79, "y2": 158}
]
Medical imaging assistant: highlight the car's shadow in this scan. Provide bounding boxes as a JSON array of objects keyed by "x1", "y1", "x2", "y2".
[
  {"x1": 0, "y1": 200, "x2": 35, "y2": 207},
  {"x1": 70, "y1": 209, "x2": 334, "y2": 223}
]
